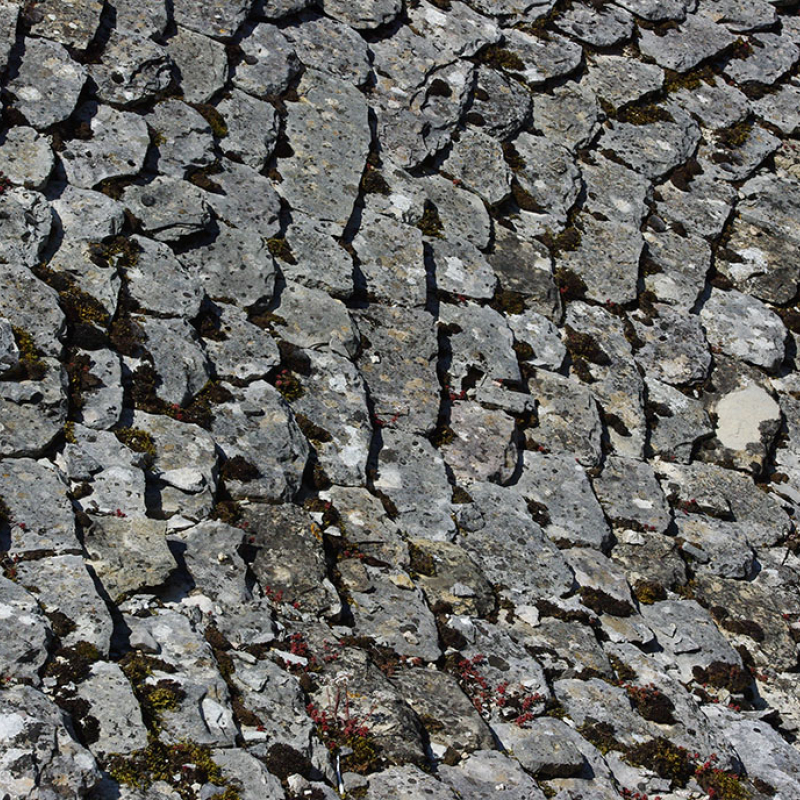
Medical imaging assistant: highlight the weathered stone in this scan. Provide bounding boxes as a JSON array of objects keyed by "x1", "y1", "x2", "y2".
[
  {"x1": 507, "y1": 310, "x2": 566, "y2": 371},
  {"x1": 597, "y1": 107, "x2": 701, "y2": 180},
  {"x1": 512, "y1": 133, "x2": 582, "y2": 226},
  {"x1": 374, "y1": 430, "x2": 455, "y2": 542},
  {"x1": 353, "y1": 207, "x2": 427, "y2": 308},
  {"x1": 700, "y1": 288, "x2": 786, "y2": 371},
  {"x1": 115, "y1": 0, "x2": 170, "y2": 37},
  {"x1": 132, "y1": 410, "x2": 219, "y2": 521},
  {"x1": 71, "y1": 348, "x2": 123, "y2": 431},
  {"x1": 441, "y1": 401, "x2": 518, "y2": 486},
  {"x1": 8, "y1": 38, "x2": 86, "y2": 129},
  {"x1": 593, "y1": 456, "x2": 672, "y2": 534},
  {"x1": 584, "y1": 54, "x2": 664, "y2": 110},
  {"x1": 0, "y1": 686, "x2": 99, "y2": 798},
  {"x1": 128, "y1": 235, "x2": 203, "y2": 318},
  {"x1": 248, "y1": 503, "x2": 338, "y2": 616},
  {"x1": 697, "y1": 0, "x2": 777, "y2": 32},
  {"x1": 84, "y1": 516, "x2": 176, "y2": 598},
  {"x1": 50, "y1": 184, "x2": 126, "y2": 242},
  {"x1": 723, "y1": 30, "x2": 800, "y2": 85},
  {"x1": 147, "y1": 100, "x2": 216, "y2": 177},
  {"x1": 0, "y1": 127, "x2": 53, "y2": 190},
  {"x1": 166, "y1": 26, "x2": 229, "y2": 104},
  {"x1": 639, "y1": 14, "x2": 736, "y2": 72},
  {"x1": 655, "y1": 174, "x2": 737, "y2": 240},
  {"x1": 169, "y1": 519, "x2": 250, "y2": 607},
  {"x1": 285, "y1": 16, "x2": 372, "y2": 86},
  {"x1": 642, "y1": 228, "x2": 713, "y2": 308},
  {"x1": 429, "y1": 238, "x2": 497, "y2": 301},
  {"x1": 440, "y1": 302, "x2": 521, "y2": 387},
  {"x1": 210, "y1": 381, "x2": 309, "y2": 502},
  {"x1": 216, "y1": 89, "x2": 278, "y2": 170},
  {"x1": 0, "y1": 188, "x2": 52, "y2": 268},
  {"x1": 441, "y1": 128, "x2": 512, "y2": 205},
  {"x1": 671, "y1": 75, "x2": 751, "y2": 129},
  {"x1": 527, "y1": 368, "x2": 603, "y2": 467},
  {"x1": 676, "y1": 516, "x2": 755, "y2": 579},
  {"x1": 345, "y1": 566, "x2": 440, "y2": 661},
  {"x1": 0, "y1": 576, "x2": 50, "y2": 685},
  {"x1": 639, "y1": 599, "x2": 743, "y2": 683},
  {"x1": 494, "y1": 717, "x2": 587, "y2": 779},
  {"x1": 141, "y1": 316, "x2": 212, "y2": 406},
  {"x1": 0, "y1": 357, "x2": 66, "y2": 458},
  {"x1": 282, "y1": 212, "x2": 355, "y2": 299},
  {"x1": 15, "y1": 553, "x2": 112, "y2": 652},
  {"x1": 202, "y1": 304, "x2": 280, "y2": 384},
  {"x1": 364, "y1": 766, "x2": 456, "y2": 799},
  {"x1": 355, "y1": 305, "x2": 440, "y2": 435},
  {"x1": 614, "y1": 0, "x2": 692, "y2": 21},
  {"x1": 517, "y1": 451, "x2": 611, "y2": 550},
  {"x1": 533, "y1": 81, "x2": 602, "y2": 151},
  {"x1": 278, "y1": 70, "x2": 370, "y2": 235},
  {"x1": 556, "y1": 215, "x2": 643, "y2": 306},
  {"x1": 292, "y1": 350, "x2": 371, "y2": 486},
  {"x1": 470, "y1": 65, "x2": 533, "y2": 141},
  {"x1": 0, "y1": 459, "x2": 78, "y2": 557},
  {"x1": 457, "y1": 482, "x2": 575, "y2": 605},
  {"x1": 90, "y1": 31, "x2": 175, "y2": 106},
  {"x1": 657, "y1": 459, "x2": 792, "y2": 547},
  {"x1": 271, "y1": 280, "x2": 360, "y2": 358},
  {"x1": 321, "y1": 0, "x2": 403, "y2": 30},
  {"x1": 699, "y1": 123, "x2": 781, "y2": 183},
  {"x1": 61, "y1": 104, "x2": 149, "y2": 190},
  {"x1": 630, "y1": 305, "x2": 711, "y2": 386},
  {"x1": 564, "y1": 303, "x2": 648, "y2": 459},
  {"x1": 179, "y1": 225, "x2": 276, "y2": 308},
  {"x1": 407, "y1": 538, "x2": 494, "y2": 617},
  {"x1": 441, "y1": 749, "x2": 546, "y2": 799},
  {"x1": 172, "y1": 0, "x2": 252, "y2": 39},
  {"x1": 752, "y1": 81, "x2": 800, "y2": 135},
  {"x1": 124, "y1": 177, "x2": 211, "y2": 241},
  {"x1": 504, "y1": 29, "x2": 583, "y2": 86},
  {"x1": 645, "y1": 377, "x2": 714, "y2": 463},
  {"x1": 556, "y1": 3, "x2": 634, "y2": 46},
  {"x1": 707, "y1": 709, "x2": 800, "y2": 798}
]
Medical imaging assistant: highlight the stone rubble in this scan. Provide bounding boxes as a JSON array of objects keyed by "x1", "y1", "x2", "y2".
[{"x1": 2, "y1": 2, "x2": 800, "y2": 799}]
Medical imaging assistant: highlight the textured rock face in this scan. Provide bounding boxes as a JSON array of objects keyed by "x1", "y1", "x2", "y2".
[{"x1": 3, "y1": 2, "x2": 800, "y2": 799}]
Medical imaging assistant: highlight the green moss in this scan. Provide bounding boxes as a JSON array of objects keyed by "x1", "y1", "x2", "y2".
[
  {"x1": 430, "y1": 423, "x2": 456, "y2": 448},
  {"x1": 247, "y1": 308, "x2": 287, "y2": 332},
  {"x1": 616, "y1": 103, "x2": 674, "y2": 125},
  {"x1": 294, "y1": 413, "x2": 333, "y2": 445},
  {"x1": 490, "y1": 287, "x2": 527, "y2": 316},
  {"x1": 512, "y1": 182, "x2": 546, "y2": 213},
  {"x1": 416, "y1": 202, "x2": 444, "y2": 238},
  {"x1": 501, "y1": 142, "x2": 526, "y2": 172},
  {"x1": 451, "y1": 486, "x2": 473, "y2": 504},
  {"x1": 578, "y1": 721, "x2": 624, "y2": 755},
  {"x1": 542, "y1": 225, "x2": 582, "y2": 256},
  {"x1": 633, "y1": 580, "x2": 667, "y2": 605},
  {"x1": 580, "y1": 587, "x2": 634, "y2": 617},
  {"x1": 692, "y1": 661, "x2": 751, "y2": 693},
  {"x1": 107, "y1": 740, "x2": 231, "y2": 800},
  {"x1": 115, "y1": 428, "x2": 157, "y2": 463},
  {"x1": 408, "y1": 542, "x2": 436, "y2": 577},
  {"x1": 273, "y1": 367, "x2": 304, "y2": 402},
  {"x1": 33, "y1": 263, "x2": 110, "y2": 327},
  {"x1": 625, "y1": 737, "x2": 694, "y2": 786},
  {"x1": 664, "y1": 65, "x2": 716, "y2": 93},
  {"x1": 716, "y1": 121, "x2": 752, "y2": 149},
  {"x1": 361, "y1": 167, "x2": 391, "y2": 195},
  {"x1": 43, "y1": 642, "x2": 101, "y2": 686},
  {"x1": 219, "y1": 455, "x2": 261, "y2": 483},
  {"x1": 266, "y1": 237, "x2": 297, "y2": 264},
  {"x1": 193, "y1": 104, "x2": 228, "y2": 138},
  {"x1": 478, "y1": 47, "x2": 526, "y2": 74},
  {"x1": 564, "y1": 326, "x2": 611, "y2": 366},
  {"x1": 11, "y1": 326, "x2": 46, "y2": 380}
]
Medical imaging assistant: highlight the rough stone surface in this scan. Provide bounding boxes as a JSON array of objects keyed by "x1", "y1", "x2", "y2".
[{"x1": 3, "y1": 2, "x2": 800, "y2": 797}]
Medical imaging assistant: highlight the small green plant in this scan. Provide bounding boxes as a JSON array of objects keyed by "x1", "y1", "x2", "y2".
[{"x1": 416, "y1": 202, "x2": 444, "y2": 238}]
